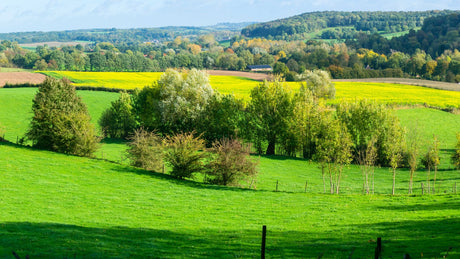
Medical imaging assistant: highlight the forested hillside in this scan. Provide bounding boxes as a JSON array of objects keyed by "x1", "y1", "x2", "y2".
[
  {"x1": 241, "y1": 10, "x2": 457, "y2": 40},
  {"x1": 0, "y1": 23, "x2": 253, "y2": 44}
]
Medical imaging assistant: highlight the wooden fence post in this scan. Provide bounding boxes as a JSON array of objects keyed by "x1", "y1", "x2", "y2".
[
  {"x1": 374, "y1": 237, "x2": 382, "y2": 259},
  {"x1": 304, "y1": 180, "x2": 308, "y2": 193},
  {"x1": 275, "y1": 180, "x2": 278, "y2": 192},
  {"x1": 421, "y1": 183, "x2": 424, "y2": 195},
  {"x1": 261, "y1": 225, "x2": 267, "y2": 259}
]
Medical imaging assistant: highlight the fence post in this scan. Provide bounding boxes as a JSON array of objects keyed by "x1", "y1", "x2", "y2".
[
  {"x1": 261, "y1": 225, "x2": 267, "y2": 259},
  {"x1": 421, "y1": 183, "x2": 424, "y2": 195},
  {"x1": 304, "y1": 180, "x2": 308, "y2": 193},
  {"x1": 275, "y1": 180, "x2": 278, "y2": 192},
  {"x1": 374, "y1": 237, "x2": 382, "y2": 259}
]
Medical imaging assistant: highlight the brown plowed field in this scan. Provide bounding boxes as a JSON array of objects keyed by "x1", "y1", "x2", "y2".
[
  {"x1": 207, "y1": 70, "x2": 271, "y2": 81},
  {"x1": 0, "y1": 72, "x2": 46, "y2": 87},
  {"x1": 333, "y1": 78, "x2": 460, "y2": 92}
]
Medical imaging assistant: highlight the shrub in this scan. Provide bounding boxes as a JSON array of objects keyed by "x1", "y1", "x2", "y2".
[
  {"x1": 205, "y1": 138, "x2": 258, "y2": 186},
  {"x1": 164, "y1": 132, "x2": 206, "y2": 179},
  {"x1": 127, "y1": 128, "x2": 164, "y2": 172},
  {"x1": 99, "y1": 91, "x2": 137, "y2": 139}
]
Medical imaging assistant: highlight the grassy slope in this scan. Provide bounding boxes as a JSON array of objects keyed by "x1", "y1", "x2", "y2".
[
  {"x1": 1, "y1": 88, "x2": 460, "y2": 257},
  {"x1": 0, "y1": 142, "x2": 459, "y2": 258}
]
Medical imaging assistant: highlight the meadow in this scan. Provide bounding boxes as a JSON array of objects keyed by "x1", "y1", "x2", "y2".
[
  {"x1": 40, "y1": 71, "x2": 460, "y2": 107},
  {"x1": 1, "y1": 142, "x2": 459, "y2": 258},
  {"x1": 1, "y1": 74, "x2": 460, "y2": 257}
]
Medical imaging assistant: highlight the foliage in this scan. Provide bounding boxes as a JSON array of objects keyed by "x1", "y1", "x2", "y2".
[
  {"x1": 336, "y1": 99, "x2": 405, "y2": 166},
  {"x1": 383, "y1": 116, "x2": 406, "y2": 195},
  {"x1": 245, "y1": 79, "x2": 294, "y2": 155},
  {"x1": 315, "y1": 117, "x2": 353, "y2": 194},
  {"x1": 421, "y1": 135, "x2": 440, "y2": 193},
  {"x1": 133, "y1": 69, "x2": 214, "y2": 134},
  {"x1": 197, "y1": 94, "x2": 245, "y2": 145},
  {"x1": 452, "y1": 132, "x2": 460, "y2": 169},
  {"x1": 127, "y1": 128, "x2": 164, "y2": 172},
  {"x1": 164, "y1": 132, "x2": 206, "y2": 179},
  {"x1": 406, "y1": 126, "x2": 421, "y2": 194},
  {"x1": 298, "y1": 69, "x2": 335, "y2": 99},
  {"x1": 241, "y1": 10, "x2": 455, "y2": 40},
  {"x1": 205, "y1": 138, "x2": 258, "y2": 186},
  {"x1": 99, "y1": 91, "x2": 137, "y2": 139},
  {"x1": 26, "y1": 77, "x2": 98, "y2": 157}
]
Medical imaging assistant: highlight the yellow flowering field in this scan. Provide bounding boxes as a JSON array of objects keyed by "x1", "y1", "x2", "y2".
[{"x1": 40, "y1": 71, "x2": 460, "y2": 107}]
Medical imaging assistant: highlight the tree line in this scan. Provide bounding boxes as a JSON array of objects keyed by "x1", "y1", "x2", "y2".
[{"x1": 16, "y1": 70, "x2": 460, "y2": 193}]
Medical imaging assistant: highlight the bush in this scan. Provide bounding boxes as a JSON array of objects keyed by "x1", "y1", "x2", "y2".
[
  {"x1": 205, "y1": 138, "x2": 258, "y2": 186},
  {"x1": 99, "y1": 91, "x2": 137, "y2": 139},
  {"x1": 127, "y1": 128, "x2": 164, "y2": 172},
  {"x1": 164, "y1": 132, "x2": 206, "y2": 179}
]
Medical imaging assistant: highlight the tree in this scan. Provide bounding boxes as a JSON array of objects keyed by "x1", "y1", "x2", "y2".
[
  {"x1": 298, "y1": 70, "x2": 335, "y2": 99},
  {"x1": 128, "y1": 128, "x2": 164, "y2": 172},
  {"x1": 452, "y1": 132, "x2": 460, "y2": 169},
  {"x1": 246, "y1": 79, "x2": 294, "y2": 155},
  {"x1": 315, "y1": 118, "x2": 352, "y2": 194},
  {"x1": 205, "y1": 138, "x2": 258, "y2": 186},
  {"x1": 164, "y1": 132, "x2": 206, "y2": 179},
  {"x1": 384, "y1": 117, "x2": 405, "y2": 195},
  {"x1": 134, "y1": 69, "x2": 215, "y2": 134},
  {"x1": 406, "y1": 126, "x2": 421, "y2": 194},
  {"x1": 99, "y1": 91, "x2": 137, "y2": 139},
  {"x1": 197, "y1": 94, "x2": 244, "y2": 145},
  {"x1": 26, "y1": 77, "x2": 98, "y2": 157},
  {"x1": 336, "y1": 99, "x2": 403, "y2": 166},
  {"x1": 421, "y1": 135, "x2": 440, "y2": 193}
]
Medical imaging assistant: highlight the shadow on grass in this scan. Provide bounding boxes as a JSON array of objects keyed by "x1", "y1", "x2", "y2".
[
  {"x1": 110, "y1": 164, "x2": 262, "y2": 193},
  {"x1": 377, "y1": 197, "x2": 460, "y2": 211},
  {"x1": 1, "y1": 218, "x2": 458, "y2": 258}
]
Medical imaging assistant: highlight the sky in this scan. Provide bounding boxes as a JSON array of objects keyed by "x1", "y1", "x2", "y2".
[{"x1": 0, "y1": 0, "x2": 459, "y2": 33}]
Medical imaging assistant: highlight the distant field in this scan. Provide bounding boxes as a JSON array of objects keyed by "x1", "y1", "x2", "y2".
[
  {"x1": 334, "y1": 78, "x2": 460, "y2": 92},
  {"x1": 0, "y1": 72, "x2": 45, "y2": 87},
  {"x1": 40, "y1": 71, "x2": 460, "y2": 107},
  {"x1": 19, "y1": 41, "x2": 92, "y2": 50}
]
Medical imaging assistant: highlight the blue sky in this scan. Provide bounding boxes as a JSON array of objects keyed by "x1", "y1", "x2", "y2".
[{"x1": 0, "y1": 0, "x2": 459, "y2": 33}]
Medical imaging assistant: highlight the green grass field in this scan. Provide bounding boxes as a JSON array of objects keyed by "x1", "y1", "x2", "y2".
[
  {"x1": 40, "y1": 71, "x2": 460, "y2": 107},
  {"x1": 1, "y1": 142, "x2": 459, "y2": 258},
  {"x1": 1, "y1": 85, "x2": 460, "y2": 257}
]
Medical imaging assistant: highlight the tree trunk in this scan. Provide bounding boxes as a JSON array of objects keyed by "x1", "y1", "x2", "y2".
[
  {"x1": 266, "y1": 138, "x2": 276, "y2": 155},
  {"x1": 392, "y1": 168, "x2": 396, "y2": 195},
  {"x1": 409, "y1": 170, "x2": 414, "y2": 194},
  {"x1": 433, "y1": 166, "x2": 437, "y2": 194}
]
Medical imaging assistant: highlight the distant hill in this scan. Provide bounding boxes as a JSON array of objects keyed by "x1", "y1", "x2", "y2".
[
  {"x1": 347, "y1": 13, "x2": 460, "y2": 57},
  {"x1": 241, "y1": 10, "x2": 458, "y2": 40},
  {"x1": 0, "y1": 22, "x2": 255, "y2": 44}
]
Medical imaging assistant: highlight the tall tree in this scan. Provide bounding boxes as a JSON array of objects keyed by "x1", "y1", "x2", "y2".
[
  {"x1": 26, "y1": 77, "x2": 98, "y2": 157},
  {"x1": 246, "y1": 79, "x2": 294, "y2": 155},
  {"x1": 298, "y1": 69, "x2": 335, "y2": 99},
  {"x1": 133, "y1": 69, "x2": 215, "y2": 134}
]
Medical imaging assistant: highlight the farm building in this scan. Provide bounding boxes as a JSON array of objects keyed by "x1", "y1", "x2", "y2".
[{"x1": 247, "y1": 65, "x2": 272, "y2": 72}]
